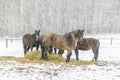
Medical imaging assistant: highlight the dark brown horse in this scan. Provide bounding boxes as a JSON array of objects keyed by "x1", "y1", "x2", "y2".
[
  {"x1": 22, "y1": 30, "x2": 40, "y2": 55},
  {"x1": 75, "y1": 38, "x2": 100, "y2": 61},
  {"x1": 40, "y1": 29, "x2": 84, "y2": 62}
]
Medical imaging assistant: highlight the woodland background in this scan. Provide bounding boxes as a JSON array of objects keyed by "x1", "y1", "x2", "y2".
[{"x1": 0, "y1": 0, "x2": 120, "y2": 37}]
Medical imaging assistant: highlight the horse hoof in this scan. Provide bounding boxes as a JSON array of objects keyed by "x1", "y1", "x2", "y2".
[
  {"x1": 45, "y1": 57, "x2": 49, "y2": 61},
  {"x1": 92, "y1": 59, "x2": 97, "y2": 62},
  {"x1": 41, "y1": 57, "x2": 49, "y2": 61},
  {"x1": 40, "y1": 57, "x2": 45, "y2": 60},
  {"x1": 66, "y1": 59, "x2": 70, "y2": 62},
  {"x1": 45, "y1": 59, "x2": 49, "y2": 61}
]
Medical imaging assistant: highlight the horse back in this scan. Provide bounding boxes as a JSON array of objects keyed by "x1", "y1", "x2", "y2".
[
  {"x1": 77, "y1": 38, "x2": 100, "y2": 50},
  {"x1": 88, "y1": 38, "x2": 100, "y2": 48},
  {"x1": 40, "y1": 33, "x2": 55, "y2": 46},
  {"x1": 52, "y1": 33, "x2": 77, "y2": 50},
  {"x1": 22, "y1": 34, "x2": 34, "y2": 46},
  {"x1": 40, "y1": 32, "x2": 79, "y2": 50}
]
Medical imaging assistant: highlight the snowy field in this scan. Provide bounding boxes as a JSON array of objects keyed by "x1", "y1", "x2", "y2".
[{"x1": 0, "y1": 34, "x2": 120, "y2": 80}]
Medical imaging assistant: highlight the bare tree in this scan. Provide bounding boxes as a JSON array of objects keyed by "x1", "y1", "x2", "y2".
[{"x1": 0, "y1": 0, "x2": 120, "y2": 37}]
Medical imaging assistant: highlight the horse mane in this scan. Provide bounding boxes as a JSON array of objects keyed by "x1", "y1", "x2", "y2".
[
  {"x1": 71, "y1": 30, "x2": 78, "y2": 38},
  {"x1": 32, "y1": 33, "x2": 36, "y2": 41},
  {"x1": 65, "y1": 30, "x2": 78, "y2": 38},
  {"x1": 32, "y1": 32, "x2": 40, "y2": 42},
  {"x1": 64, "y1": 31, "x2": 76, "y2": 47}
]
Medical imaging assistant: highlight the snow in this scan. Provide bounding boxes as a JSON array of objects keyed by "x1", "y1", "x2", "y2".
[
  {"x1": 0, "y1": 61, "x2": 120, "y2": 80},
  {"x1": 0, "y1": 34, "x2": 120, "y2": 80},
  {"x1": 0, "y1": 38, "x2": 24, "y2": 57}
]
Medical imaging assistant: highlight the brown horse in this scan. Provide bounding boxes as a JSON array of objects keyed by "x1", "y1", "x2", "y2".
[
  {"x1": 75, "y1": 38, "x2": 100, "y2": 61},
  {"x1": 40, "y1": 29, "x2": 84, "y2": 62},
  {"x1": 22, "y1": 30, "x2": 40, "y2": 55}
]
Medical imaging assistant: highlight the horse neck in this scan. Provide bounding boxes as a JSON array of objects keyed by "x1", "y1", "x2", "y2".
[
  {"x1": 32, "y1": 33, "x2": 39, "y2": 42},
  {"x1": 71, "y1": 32, "x2": 80, "y2": 49},
  {"x1": 32, "y1": 33, "x2": 36, "y2": 38},
  {"x1": 64, "y1": 32, "x2": 78, "y2": 49},
  {"x1": 64, "y1": 32, "x2": 71, "y2": 38}
]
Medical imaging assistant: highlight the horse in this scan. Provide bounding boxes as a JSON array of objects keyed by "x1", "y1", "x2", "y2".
[
  {"x1": 22, "y1": 30, "x2": 40, "y2": 55},
  {"x1": 74, "y1": 38, "x2": 100, "y2": 61},
  {"x1": 40, "y1": 29, "x2": 84, "y2": 62},
  {"x1": 55, "y1": 38, "x2": 100, "y2": 62}
]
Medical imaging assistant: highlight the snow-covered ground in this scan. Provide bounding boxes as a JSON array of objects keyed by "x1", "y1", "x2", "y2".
[
  {"x1": 0, "y1": 34, "x2": 120, "y2": 80},
  {"x1": 0, "y1": 61, "x2": 120, "y2": 80}
]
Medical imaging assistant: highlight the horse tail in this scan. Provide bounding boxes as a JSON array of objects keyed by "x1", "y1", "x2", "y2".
[
  {"x1": 92, "y1": 40, "x2": 100, "y2": 61},
  {"x1": 96, "y1": 40, "x2": 100, "y2": 61}
]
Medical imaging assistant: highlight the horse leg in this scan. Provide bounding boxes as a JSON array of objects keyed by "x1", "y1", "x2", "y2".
[
  {"x1": 31, "y1": 47, "x2": 33, "y2": 51},
  {"x1": 27, "y1": 46, "x2": 30, "y2": 51},
  {"x1": 92, "y1": 48, "x2": 99, "y2": 61},
  {"x1": 61, "y1": 50, "x2": 64, "y2": 55},
  {"x1": 25, "y1": 46, "x2": 30, "y2": 53},
  {"x1": 44, "y1": 47, "x2": 49, "y2": 60},
  {"x1": 74, "y1": 49, "x2": 79, "y2": 61},
  {"x1": 41, "y1": 46, "x2": 45, "y2": 59},
  {"x1": 49, "y1": 46, "x2": 53, "y2": 54},
  {"x1": 23, "y1": 45, "x2": 27, "y2": 55},
  {"x1": 66, "y1": 50, "x2": 72, "y2": 62},
  {"x1": 58, "y1": 50, "x2": 64, "y2": 55},
  {"x1": 36, "y1": 45, "x2": 39, "y2": 51},
  {"x1": 54, "y1": 48, "x2": 57, "y2": 54}
]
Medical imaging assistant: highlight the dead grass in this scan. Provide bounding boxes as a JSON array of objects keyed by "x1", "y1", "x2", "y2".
[{"x1": 0, "y1": 51, "x2": 94, "y2": 65}]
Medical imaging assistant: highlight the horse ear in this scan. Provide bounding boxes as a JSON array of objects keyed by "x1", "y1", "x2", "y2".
[
  {"x1": 82, "y1": 29, "x2": 84, "y2": 32},
  {"x1": 38, "y1": 30, "x2": 40, "y2": 33}
]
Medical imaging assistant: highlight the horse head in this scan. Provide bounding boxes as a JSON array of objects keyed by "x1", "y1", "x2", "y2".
[
  {"x1": 77, "y1": 29, "x2": 84, "y2": 42},
  {"x1": 71, "y1": 29, "x2": 84, "y2": 42},
  {"x1": 33, "y1": 30, "x2": 40, "y2": 41}
]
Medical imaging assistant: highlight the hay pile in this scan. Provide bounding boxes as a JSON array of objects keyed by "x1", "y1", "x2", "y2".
[{"x1": 0, "y1": 51, "x2": 94, "y2": 65}]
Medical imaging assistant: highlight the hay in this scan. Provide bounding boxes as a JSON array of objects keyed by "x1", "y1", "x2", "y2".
[{"x1": 0, "y1": 51, "x2": 94, "y2": 65}]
